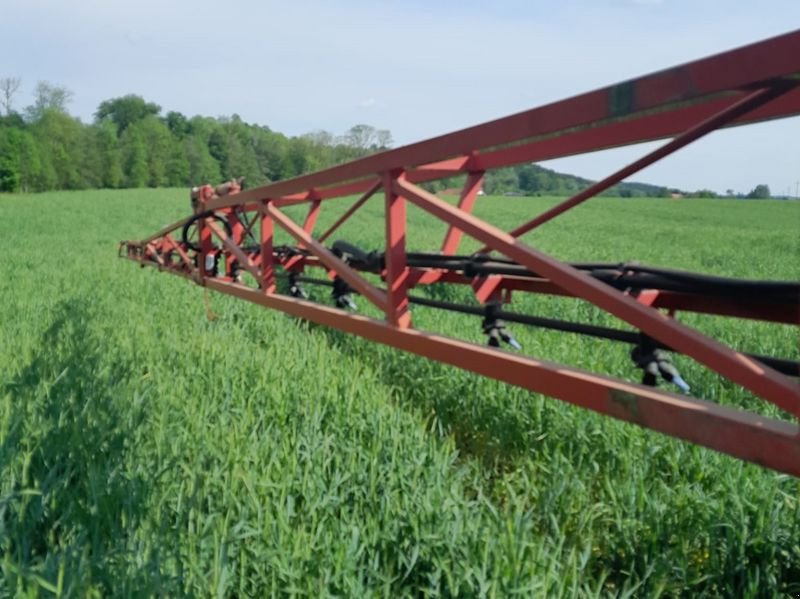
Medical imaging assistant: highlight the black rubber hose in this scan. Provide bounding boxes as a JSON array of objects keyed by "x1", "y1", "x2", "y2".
[
  {"x1": 282, "y1": 274, "x2": 798, "y2": 376},
  {"x1": 181, "y1": 211, "x2": 233, "y2": 252},
  {"x1": 404, "y1": 253, "x2": 800, "y2": 300}
]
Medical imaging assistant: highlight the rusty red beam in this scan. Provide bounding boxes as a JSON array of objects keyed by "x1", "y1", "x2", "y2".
[
  {"x1": 209, "y1": 88, "x2": 800, "y2": 211},
  {"x1": 274, "y1": 178, "x2": 379, "y2": 206},
  {"x1": 208, "y1": 86, "x2": 800, "y2": 211},
  {"x1": 121, "y1": 32, "x2": 800, "y2": 478},
  {"x1": 162, "y1": 235, "x2": 194, "y2": 270}
]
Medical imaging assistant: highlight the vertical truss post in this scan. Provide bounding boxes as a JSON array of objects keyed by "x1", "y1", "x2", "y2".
[
  {"x1": 198, "y1": 216, "x2": 212, "y2": 283},
  {"x1": 383, "y1": 170, "x2": 412, "y2": 328},
  {"x1": 440, "y1": 170, "x2": 485, "y2": 254},
  {"x1": 226, "y1": 211, "x2": 244, "y2": 278},
  {"x1": 260, "y1": 200, "x2": 275, "y2": 293}
]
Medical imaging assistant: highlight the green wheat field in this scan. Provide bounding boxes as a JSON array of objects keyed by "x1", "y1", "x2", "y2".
[{"x1": 1, "y1": 189, "x2": 798, "y2": 597}]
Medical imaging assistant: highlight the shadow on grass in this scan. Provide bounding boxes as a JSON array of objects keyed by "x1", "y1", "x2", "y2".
[{"x1": 0, "y1": 300, "x2": 174, "y2": 595}]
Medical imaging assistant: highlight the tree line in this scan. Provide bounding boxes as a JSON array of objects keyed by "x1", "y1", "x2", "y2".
[
  {"x1": 0, "y1": 79, "x2": 393, "y2": 193},
  {"x1": 0, "y1": 78, "x2": 775, "y2": 199}
]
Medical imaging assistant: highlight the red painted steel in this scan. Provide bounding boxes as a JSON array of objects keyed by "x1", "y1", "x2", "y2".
[
  {"x1": 394, "y1": 177, "x2": 798, "y2": 417},
  {"x1": 302, "y1": 199, "x2": 321, "y2": 237},
  {"x1": 259, "y1": 201, "x2": 275, "y2": 293},
  {"x1": 202, "y1": 280, "x2": 796, "y2": 479},
  {"x1": 120, "y1": 32, "x2": 800, "y2": 476},
  {"x1": 440, "y1": 171, "x2": 485, "y2": 255},
  {"x1": 383, "y1": 172, "x2": 412, "y2": 328}
]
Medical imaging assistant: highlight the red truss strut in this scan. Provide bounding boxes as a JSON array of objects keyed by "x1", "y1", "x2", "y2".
[{"x1": 121, "y1": 31, "x2": 800, "y2": 477}]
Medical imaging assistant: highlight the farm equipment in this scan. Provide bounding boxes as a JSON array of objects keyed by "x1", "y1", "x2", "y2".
[{"x1": 121, "y1": 31, "x2": 800, "y2": 476}]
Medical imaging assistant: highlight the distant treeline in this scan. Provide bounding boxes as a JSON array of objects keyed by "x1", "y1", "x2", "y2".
[
  {"x1": 0, "y1": 80, "x2": 720, "y2": 198},
  {"x1": 0, "y1": 82, "x2": 400, "y2": 193},
  {"x1": 454, "y1": 165, "x2": 671, "y2": 198}
]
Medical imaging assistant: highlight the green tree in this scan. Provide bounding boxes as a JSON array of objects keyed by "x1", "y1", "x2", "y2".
[
  {"x1": 31, "y1": 109, "x2": 83, "y2": 189},
  {"x1": 137, "y1": 117, "x2": 174, "y2": 187},
  {"x1": 26, "y1": 81, "x2": 73, "y2": 121},
  {"x1": 120, "y1": 125, "x2": 148, "y2": 188},
  {"x1": 164, "y1": 110, "x2": 191, "y2": 139},
  {"x1": 345, "y1": 124, "x2": 377, "y2": 150},
  {"x1": 517, "y1": 165, "x2": 541, "y2": 195},
  {"x1": 484, "y1": 168, "x2": 518, "y2": 194},
  {"x1": 16, "y1": 129, "x2": 45, "y2": 191},
  {"x1": 0, "y1": 156, "x2": 19, "y2": 191},
  {"x1": 93, "y1": 120, "x2": 123, "y2": 188},
  {"x1": 165, "y1": 140, "x2": 190, "y2": 187},
  {"x1": 694, "y1": 189, "x2": 718, "y2": 199},
  {"x1": 252, "y1": 129, "x2": 289, "y2": 182},
  {"x1": 185, "y1": 135, "x2": 221, "y2": 185},
  {"x1": 746, "y1": 184, "x2": 770, "y2": 199},
  {"x1": 0, "y1": 126, "x2": 37, "y2": 191},
  {"x1": 95, "y1": 95, "x2": 161, "y2": 134}
]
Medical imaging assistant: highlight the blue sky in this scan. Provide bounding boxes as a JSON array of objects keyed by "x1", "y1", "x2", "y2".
[{"x1": 2, "y1": 0, "x2": 799, "y2": 195}]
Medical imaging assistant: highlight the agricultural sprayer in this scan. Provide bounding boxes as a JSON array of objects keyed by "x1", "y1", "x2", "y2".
[{"x1": 121, "y1": 31, "x2": 800, "y2": 476}]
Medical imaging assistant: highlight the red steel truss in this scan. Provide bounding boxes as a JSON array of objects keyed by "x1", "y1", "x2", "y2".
[{"x1": 121, "y1": 31, "x2": 800, "y2": 476}]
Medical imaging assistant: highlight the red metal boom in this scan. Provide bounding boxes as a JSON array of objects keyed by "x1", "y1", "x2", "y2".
[{"x1": 122, "y1": 31, "x2": 800, "y2": 476}]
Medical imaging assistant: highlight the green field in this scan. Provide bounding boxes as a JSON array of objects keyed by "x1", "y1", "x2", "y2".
[{"x1": 1, "y1": 189, "x2": 798, "y2": 597}]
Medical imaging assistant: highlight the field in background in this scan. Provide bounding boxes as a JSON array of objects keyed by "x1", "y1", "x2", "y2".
[{"x1": 1, "y1": 189, "x2": 798, "y2": 597}]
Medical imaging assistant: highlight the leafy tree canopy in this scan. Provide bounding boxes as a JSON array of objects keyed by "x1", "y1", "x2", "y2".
[
  {"x1": 96, "y1": 94, "x2": 161, "y2": 134},
  {"x1": 25, "y1": 81, "x2": 73, "y2": 121},
  {"x1": 746, "y1": 184, "x2": 770, "y2": 199}
]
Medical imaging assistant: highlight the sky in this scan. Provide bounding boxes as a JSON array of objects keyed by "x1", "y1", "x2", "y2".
[{"x1": 2, "y1": 0, "x2": 799, "y2": 195}]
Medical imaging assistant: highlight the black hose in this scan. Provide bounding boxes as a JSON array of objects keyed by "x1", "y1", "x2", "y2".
[
  {"x1": 281, "y1": 273, "x2": 798, "y2": 376},
  {"x1": 181, "y1": 211, "x2": 233, "y2": 252}
]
